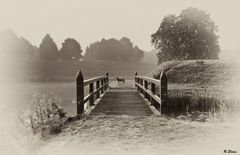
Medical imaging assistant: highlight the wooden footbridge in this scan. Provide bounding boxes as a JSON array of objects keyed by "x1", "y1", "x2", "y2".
[{"x1": 76, "y1": 70, "x2": 167, "y2": 116}]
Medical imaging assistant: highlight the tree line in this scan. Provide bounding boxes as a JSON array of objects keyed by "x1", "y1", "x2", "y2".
[
  {"x1": 84, "y1": 37, "x2": 144, "y2": 62},
  {"x1": 0, "y1": 30, "x2": 36, "y2": 59},
  {"x1": 0, "y1": 30, "x2": 83, "y2": 61},
  {"x1": 39, "y1": 34, "x2": 83, "y2": 61},
  {"x1": 1, "y1": 7, "x2": 221, "y2": 64},
  {"x1": 0, "y1": 30, "x2": 144, "y2": 62}
]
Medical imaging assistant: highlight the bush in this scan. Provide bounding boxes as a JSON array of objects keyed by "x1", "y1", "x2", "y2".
[{"x1": 30, "y1": 94, "x2": 66, "y2": 137}]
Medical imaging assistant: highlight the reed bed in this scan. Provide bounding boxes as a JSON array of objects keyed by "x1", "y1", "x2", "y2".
[{"x1": 163, "y1": 89, "x2": 240, "y2": 121}]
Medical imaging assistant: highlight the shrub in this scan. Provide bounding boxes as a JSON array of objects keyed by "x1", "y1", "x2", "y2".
[{"x1": 30, "y1": 94, "x2": 66, "y2": 137}]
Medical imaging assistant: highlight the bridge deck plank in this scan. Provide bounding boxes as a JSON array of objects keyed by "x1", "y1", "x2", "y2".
[{"x1": 91, "y1": 87, "x2": 153, "y2": 116}]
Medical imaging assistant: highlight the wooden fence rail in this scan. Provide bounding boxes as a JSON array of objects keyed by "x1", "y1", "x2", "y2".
[
  {"x1": 76, "y1": 70, "x2": 109, "y2": 114},
  {"x1": 135, "y1": 71, "x2": 168, "y2": 114}
]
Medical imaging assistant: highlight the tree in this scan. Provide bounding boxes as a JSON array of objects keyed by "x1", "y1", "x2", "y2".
[
  {"x1": 120, "y1": 37, "x2": 133, "y2": 48},
  {"x1": 0, "y1": 30, "x2": 34, "y2": 59},
  {"x1": 60, "y1": 38, "x2": 83, "y2": 60},
  {"x1": 84, "y1": 37, "x2": 144, "y2": 62},
  {"x1": 18, "y1": 37, "x2": 34, "y2": 57},
  {"x1": 0, "y1": 30, "x2": 19, "y2": 57},
  {"x1": 39, "y1": 34, "x2": 59, "y2": 60},
  {"x1": 133, "y1": 46, "x2": 144, "y2": 62},
  {"x1": 151, "y1": 7, "x2": 220, "y2": 64}
]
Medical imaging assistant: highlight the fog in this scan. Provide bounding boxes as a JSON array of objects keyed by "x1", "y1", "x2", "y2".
[
  {"x1": 1, "y1": 1, "x2": 240, "y2": 155},
  {"x1": 1, "y1": 0, "x2": 240, "y2": 57}
]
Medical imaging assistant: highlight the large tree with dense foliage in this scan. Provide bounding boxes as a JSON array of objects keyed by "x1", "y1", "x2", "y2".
[
  {"x1": 39, "y1": 34, "x2": 59, "y2": 60},
  {"x1": 84, "y1": 37, "x2": 144, "y2": 62},
  {"x1": 60, "y1": 38, "x2": 83, "y2": 60},
  {"x1": 151, "y1": 7, "x2": 220, "y2": 64}
]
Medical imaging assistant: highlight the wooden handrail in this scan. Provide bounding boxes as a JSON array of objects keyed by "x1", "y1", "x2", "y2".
[
  {"x1": 76, "y1": 70, "x2": 109, "y2": 115},
  {"x1": 135, "y1": 71, "x2": 168, "y2": 114},
  {"x1": 135, "y1": 83, "x2": 162, "y2": 103},
  {"x1": 135, "y1": 76, "x2": 160, "y2": 86},
  {"x1": 84, "y1": 76, "x2": 106, "y2": 86},
  {"x1": 83, "y1": 82, "x2": 109, "y2": 104}
]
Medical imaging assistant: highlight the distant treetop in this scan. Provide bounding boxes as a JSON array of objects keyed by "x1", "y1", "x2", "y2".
[
  {"x1": 39, "y1": 34, "x2": 59, "y2": 60},
  {"x1": 84, "y1": 37, "x2": 144, "y2": 62},
  {"x1": 60, "y1": 38, "x2": 83, "y2": 61}
]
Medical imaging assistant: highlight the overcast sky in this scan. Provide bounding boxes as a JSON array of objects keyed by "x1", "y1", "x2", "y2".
[{"x1": 1, "y1": 0, "x2": 240, "y2": 56}]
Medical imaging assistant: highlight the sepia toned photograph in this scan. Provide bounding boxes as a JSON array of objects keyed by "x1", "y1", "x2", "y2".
[{"x1": 0, "y1": 0, "x2": 240, "y2": 154}]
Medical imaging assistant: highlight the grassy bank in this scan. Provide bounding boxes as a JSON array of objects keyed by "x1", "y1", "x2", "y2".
[
  {"x1": 151, "y1": 60, "x2": 240, "y2": 91},
  {"x1": 150, "y1": 60, "x2": 240, "y2": 116}
]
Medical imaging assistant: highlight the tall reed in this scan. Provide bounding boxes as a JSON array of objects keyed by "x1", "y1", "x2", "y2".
[{"x1": 164, "y1": 89, "x2": 240, "y2": 121}]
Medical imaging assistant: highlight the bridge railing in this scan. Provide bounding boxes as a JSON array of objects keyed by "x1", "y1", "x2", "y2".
[
  {"x1": 76, "y1": 70, "x2": 109, "y2": 114},
  {"x1": 135, "y1": 71, "x2": 167, "y2": 114}
]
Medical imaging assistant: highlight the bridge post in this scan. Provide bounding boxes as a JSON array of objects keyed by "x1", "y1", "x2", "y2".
[
  {"x1": 140, "y1": 79, "x2": 144, "y2": 94},
  {"x1": 89, "y1": 83, "x2": 94, "y2": 106},
  {"x1": 101, "y1": 79, "x2": 104, "y2": 94},
  {"x1": 150, "y1": 83, "x2": 156, "y2": 105},
  {"x1": 159, "y1": 70, "x2": 168, "y2": 113},
  {"x1": 144, "y1": 80, "x2": 148, "y2": 99},
  {"x1": 105, "y1": 72, "x2": 109, "y2": 90},
  {"x1": 76, "y1": 70, "x2": 84, "y2": 114},
  {"x1": 135, "y1": 72, "x2": 139, "y2": 91},
  {"x1": 96, "y1": 80, "x2": 100, "y2": 98}
]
